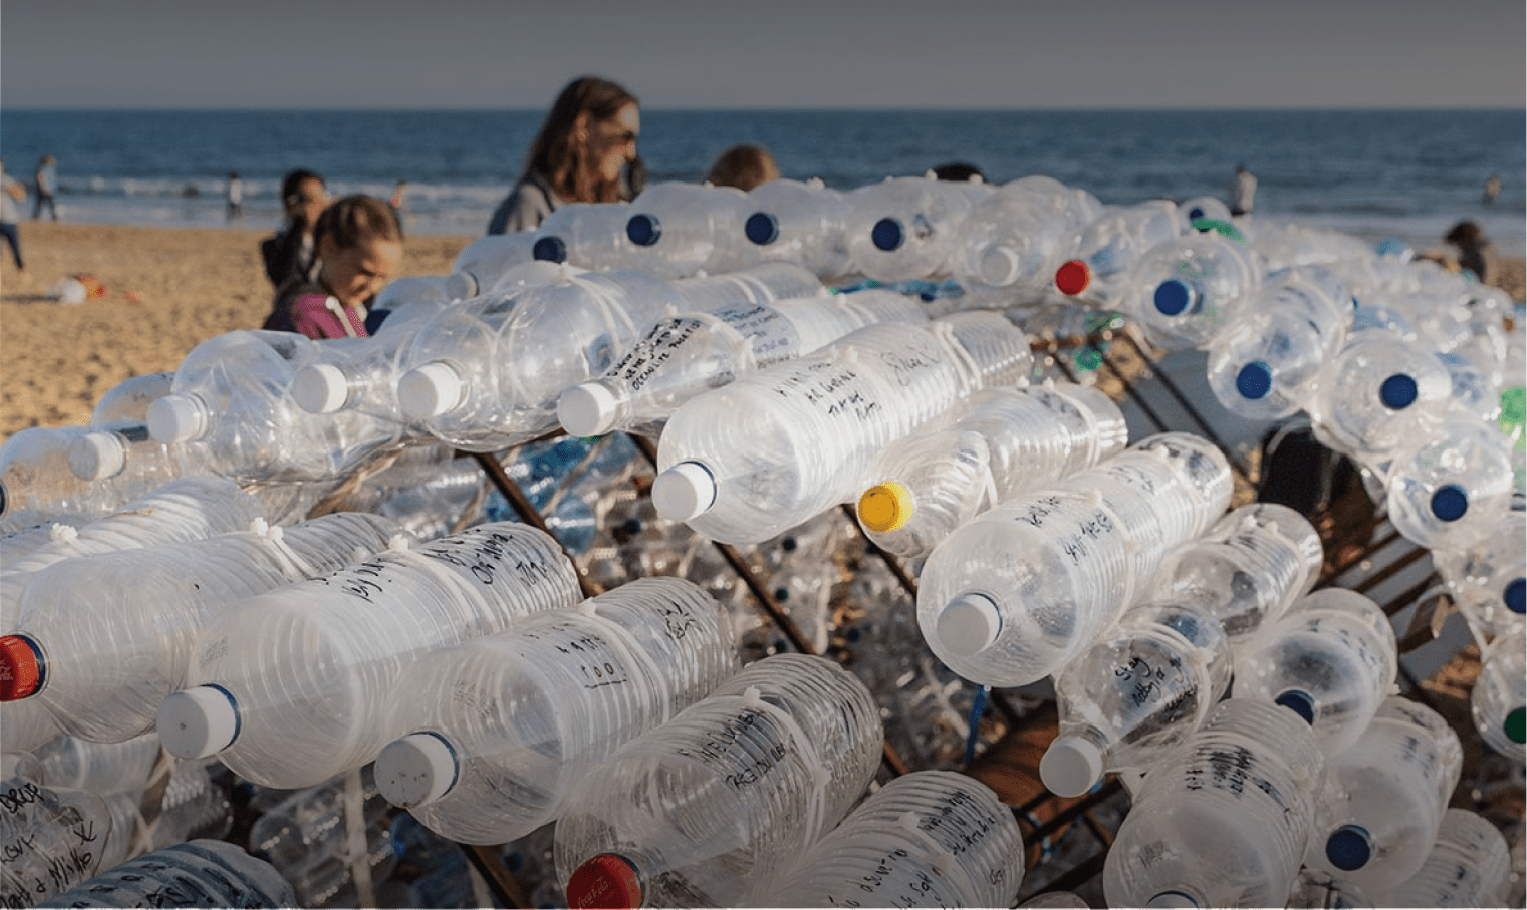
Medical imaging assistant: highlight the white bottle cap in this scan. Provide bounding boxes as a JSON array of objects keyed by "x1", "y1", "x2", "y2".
[
  {"x1": 375, "y1": 732, "x2": 459, "y2": 808},
  {"x1": 146, "y1": 395, "x2": 208, "y2": 443},
  {"x1": 978, "y1": 245, "x2": 1021, "y2": 286},
  {"x1": 651, "y1": 461, "x2": 718, "y2": 522},
  {"x1": 291, "y1": 363, "x2": 350, "y2": 413},
  {"x1": 67, "y1": 432, "x2": 124, "y2": 481},
  {"x1": 156, "y1": 685, "x2": 241, "y2": 759},
  {"x1": 1039, "y1": 736, "x2": 1104, "y2": 798},
  {"x1": 557, "y1": 382, "x2": 618, "y2": 437},
  {"x1": 936, "y1": 593, "x2": 1002, "y2": 655},
  {"x1": 397, "y1": 362, "x2": 465, "y2": 419}
]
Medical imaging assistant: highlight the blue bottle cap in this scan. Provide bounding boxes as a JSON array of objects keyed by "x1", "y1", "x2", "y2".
[
  {"x1": 871, "y1": 217, "x2": 904, "y2": 251},
  {"x1": 1326, "y1": 825, "x2": 1373, "y2": 871},
  {"x1": 1236, "y1": 361, "x2": 1274, "y2": 400},
  {"x1": 1188, "y1": 206, "x2": 1207, "y2": 221},
  {"x1": 1153, "y1": 279, "x2": 1193, "y2": 316},
  {"x1": 745, "y1": 212, "x2": 780, "y2": 245},
  {"x1": 1430, "y1": 484, "x2": 1469, "y2": 522},
  {"x1": 532, "y1": 235, "x2": 568, "y2": 263},
  {"x1": 1275, "y1": 689, "x2": 1316, "y2": 723},
  {"x1": 626, "y1": 214, "x2": 661, "y2": 246},
  {"x1": 1504, "y1": 577, "x2": 1525, "y2": 614},
  {"x1": 1379, "y1": 373, "x2": 1418, "y2": 409}
]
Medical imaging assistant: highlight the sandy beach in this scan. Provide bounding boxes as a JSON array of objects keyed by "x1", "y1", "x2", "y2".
[{"x1": 1, "y1": 221, "x2": 1522, "y2": 444}]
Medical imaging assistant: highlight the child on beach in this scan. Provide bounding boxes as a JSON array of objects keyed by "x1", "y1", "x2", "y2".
[
  {"x1": 263, "y1": 195, "x2": 402, "y2": 340},
  {"x1": 260, "y1": 169, "x2": 329, "y2": 289},
  {"x1": 705, "y1": 143, "x2": 780, "y2": 192},
  {"x1": 486, "y1": 75, "x2": 641, "y2": 234}
]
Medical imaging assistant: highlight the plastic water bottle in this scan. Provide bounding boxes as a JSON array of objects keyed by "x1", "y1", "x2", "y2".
[
  {"x1": 0, "y1": 425, "x2": 122, "y2": 532},
  {"x1": 246, "y1": 770, "x2": 397, "y2": 908},
  {"x1": 623, "y1": 181, "x2": 753, "y2": 277},
  {"x1": 1284, "y1": 868, "x2": 1375, "y2": 909},
  {"x1": 2, "y1": 512, "x2": 403, "y2": 744},
  {"x1": 916, "y1": 432, "x2": 1232, "y2": 687},
  {"x1": 530, "y1": 202, "x2": 636, "y2": 270},
  {"x1": 1308, "y1": 328, "x2": 1454, "y2": 462},
  {"x1": 31, "y1": 731, "x2": 160, "y2": 795},
  {"x1": 1206, "y1": 264, "x2": 1354, "y2": 419},
  {"x1": 738, "y1": 177, "x2": 852, "y2": 280},
  {"x1": 65, "y1": 419, "x2": 215, "y2": 492},
  {"x1": 147, "y1": 329, "x2": 396, "y2": 484},
  {"x1": 1042, "y1": 599, "x2": 1232, "y2": 798},
  {"x1": 0, "y1": 777, "x2": 112, "y2": 907},
  {"x1": 87, "y1": 371, "x2": 176, "y2": 426},
  {"x1": 1303, "y1": 695, "x2": 1463, "y2": 891},
  {"x1": 1382, "y1": 405, "x2": 1516, "y2": 551},
  {"x1": 844, "y1": 174, "x2": 992, "y2": 282},
  {"x1": 1370, "y1": 808, "x2": 1511, "y2": 908},
  {"x1": 557, "y1": 288, "x2": 927, "y2": 438},
  {"x1": 448, "y1": 231, "x2": 537, "y2": 298},
  {"x1": 0, "y1": 517, "x2": 93, "y2": 570},
  {"x1": 1231, "y1": 587, "x2": 1397, "y2": 757},
  {"x1": 374, "y1": 576, "x2": 739, "y2": 845},
  {"x1": 1120, "y1": 229, "x2": 1262, "y2": 350},
  {"x1": 951, "y1": 182, "x2": 1084, "y2": 293},
  {"x1": 146, "y1": 757, "x2": 234, "y2": 850},
  {"x1": 651, "y1": 311, "x2": 1033, "y2": 545},
  {"x1": 1432, "y1": 499, "x2": 1524, "y2": 638},
  {"x1": 856, "y1": 381, "x2": 1129, "y2": 557},
  {"x1": 1149, "y1": 502, "x2": 1325, "y2": 642},
  {"x1": 752, "y1": 771, "x2": 1025, "y2": 909},
  {"x1": 156, "y1": 522, "x2": 583, "y2": 789},
  {"x1": 1180, "y1": 195, "x2": 1234, "y2": 226},
  {"x1": 1053, "y1": 200, "x2": 1186, "y2": 310},
  {"x1": 32, "y1": 839, "x2": 296, "y2": 909},
  {"x1": 671, "y1": 262, "x2": 825, "y2": 312},
  {"x1": 1470, "y1": 626, "x2": 1525, "y2": 764},
  {"x1": 395, "y1": 268, "x2": 684, "y2": 451},
  {"x1": 555, "y1": 653, "x2": 884, "y2": 909},
  {"x1": 1101, "y1": 697, "x2": 1327, "y2": 909}
]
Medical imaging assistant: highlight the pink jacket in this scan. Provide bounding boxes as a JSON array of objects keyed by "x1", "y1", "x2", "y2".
[{"x1": 290, "y1": 293, "x2": 368, "y2": 340}]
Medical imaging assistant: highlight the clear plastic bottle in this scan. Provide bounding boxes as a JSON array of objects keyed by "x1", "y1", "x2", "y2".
[
  {"x1": 844, "y1": 174, "x2": 992, "y2": 282},
  {"x1": 146, "y1": 757, "x2": 233, "y2": 850},
  {"x1": 1120, "y1": 230, "x2": 1262, "y2": 350},
  {"x1": 1042, "y1": 599, "x2": 1231, "y2": 798},
  {"x1": 0, "y1": 425, "x2": 120, "y2": 532},
  {"x1": 1206, "y1": 264, "x2": 1354, "y2": 419},
  {"x1": 558, "y1": 288, "x2": 927, "y2": 438},
  {"x1": 857, "y1": 382, "x2": 1129, "y2": 557},
  {"x1": 31, "y1": 731, "x2": 161, "y2": 795},
  {"x1": 555, "y1": 653, "x2": 884, "y2": 910},
  {"x1": 1053, "y1": 200, "x2": 1186, "y2": 311},
  {"x1": 374, "y1": 576, "x2": 739, "y2": 845},
  {"x1": 671, "y1": 262, "x2": 825, "y2": 311},
  {"x1": 1180, "y1": 195, "x2": 1234, "y2": 226},
  {"x1": 246, "y1": 769, "x2": 397, "y2": 908},
  {"x1": 156, "y1": 522, "x2": 583, "y2": 788},
  {"x1": 1432, "y1": 500, "x2": 1524, "y2": 638},
  {"x1": 651, "y1": 311, "x2": 1033, "y2": 545},
  {"x1": 1304, "y1": 695, "x2": 1463, "y2": 891},
  {"x1": 1231, "y1": 587, "x2": 1397, "y2": 757},
  {"x1": 88, "y1": 370, "x2": 177, "y2": 425},
  {"x1": 395, "y1": 268, "x2": 684, "y2": 451},
  {"x1": 1370, "y1": 809, "x2": 1511, "y2": 908},
  {"x1": 623, "y1": 181, "x2": 753, "y2": 278},
  {"x1": 530, "y1": 201, "x2": 636, "y2": 270},
  {"x1": 738, "y1": 177, "x2": 852, "y2": 280},
  {"x1": 1101, "y1": 697, "x2": 1327, "y2": 910},
  {"x1": 916, "y1": 432, "x2": 1232, "y2": 687},
  {"x1": 1383, "y1": 406, "x2": 1516, "y2": 551},
  {"x1": 1149, "y1": 502, "x2": 1324, "y2": 642},
  {"x1": 0, "y1": 778, "x2": 112, "y2": 907},
  {"x1": 65, "y1": 420, "x2": 216, "y2": 494},
  {"x1": 2, "y1": 512, "x2": 403, "y2": 744},
  {"x1": 1284, "y1": 868, "x2": 1374, "y2": 909},
  {"x1": 448, "y1": 231, "x2": 537, "y2": 298},
  {"x1": 147, "y1": 329, "x2": 397, "y2": 484},
  {"x1": 951, "y1": 182, "x2": 1081, "y2": 293},
  {"x1": 752, "y1": 771, "x2": 1025, "y2": 909},
  {"x1": 32, "y1": 839, "x2": 296, "y2": 909},
  {"x1": 1470, "y1": 626, "x2": 1525, "y2": 764},
  {"x1": 1308, "y1": 328, "x2": 1454, "y2": 463}
]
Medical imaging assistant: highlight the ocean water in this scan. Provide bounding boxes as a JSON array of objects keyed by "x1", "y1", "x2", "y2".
[{"x1": 0, "y1": 108, "x2": 1521, "y2": 255}]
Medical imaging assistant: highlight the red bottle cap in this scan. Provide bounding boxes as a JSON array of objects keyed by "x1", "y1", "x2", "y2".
[
  {"x1": 566, "y1": 854, "x2": 643, "y2": 909},
  {"x1": 0, "y1": 635, "x2": 43, "y2": 700},
  {"x1": 1054, "y1": 259, "x2": 1091, "y2": 296}
]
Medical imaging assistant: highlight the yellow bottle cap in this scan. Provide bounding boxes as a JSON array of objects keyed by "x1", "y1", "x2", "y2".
[{"x1": 858, "y1": 481, "x2": 914, "y2": 533}]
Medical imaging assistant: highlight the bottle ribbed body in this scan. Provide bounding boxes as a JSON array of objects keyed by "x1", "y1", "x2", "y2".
[
  {"x1": 739, "y1": 178, "x2": 852, "y2": 280},
  {"x1": 530, "y1": 202, "x2": 635, "y2": 270},
  {"x1": 11, "y1": 512, "x2": 402, "y2": 743},
  {"x1": 756, "y1": 771, "x2": 1025, "y2": 908},
  {"x1": 176, "y1": 523, "x2": 582, "y2": 788},
  {"x1": 34, "y1": 839, "x2": 296, "y2": 909},
  {"x1": 1207, "y1": 271, "x2": 1352, "y2": 419},
  {"x1": 32, "y1": 731, "x2": 160, "y2": 795},
  {"x1": 1309, "y1": 329, "x2": 1454, "y2": 461},
  {"x1": 1471, "y1": 627, "x2": 1525, "y2": 763},
  {"x1": 381, "y1": 577, "x2": 739, "y2": 844},
  {"x1": 622, "y1": 182, "x2": 750, "y2": 278},
  {"x1": 1384, "y1": 408, "x2": 1516, "y2": 551},
  {"x1": 554, "y1": 653, "x2": 883, "y2": 909},
  {"x1": 844, "y1": 175, "x2": 990, "y2": 282},
  {"x1": 1123, "y1": 231, "x2": 1262, "y2": 350},
  {"x1": 1372, "y1": 808, "x2": 1511, "y2": 908}
]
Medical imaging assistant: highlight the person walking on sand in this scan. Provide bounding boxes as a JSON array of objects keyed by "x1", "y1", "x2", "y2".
[
  {"x1": 487, "y1": 75, "x2": 642, "y2": 234},
  {"x1": 0, "y1": 159, "x2": 27, "y2": 273},
  {"x1": 226, "y1": 171, "x2": 244, "y2": 223},
  {"x1": 32, "y1": 154, "x2": 57, "y2": 222},
  {"x1": 1229, "y1": 163, "x2": 1257, "y2": 218},
  {"x1": 1484, "y1": 174, "x2": 1501, "y2": 206}
]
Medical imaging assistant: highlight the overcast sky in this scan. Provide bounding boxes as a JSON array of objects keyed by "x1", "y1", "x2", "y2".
[{"x1": 2, "y1": 0, "x2": 1523, "y2": 109}]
